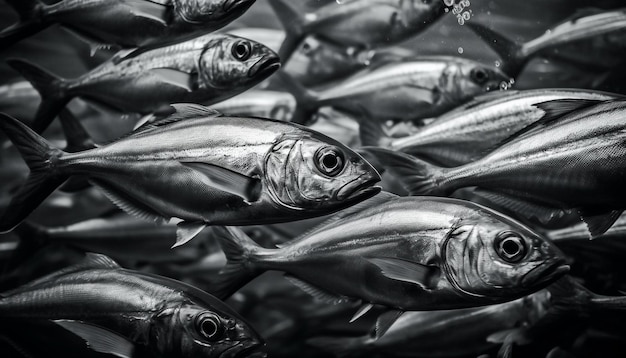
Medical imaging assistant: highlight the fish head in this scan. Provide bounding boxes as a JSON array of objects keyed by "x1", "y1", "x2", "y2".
[
  {"x1": 264, "y1": 132, "x2": 381, "y2": 213},
  {"x1": 198, "y1": 35, "x2": 280, "y2": 91},
  {"x1": 442, "y1": 207, "x2": 568, "y2": 299},
  {"x1": 174, "y1": 0, "x2": 256, "y2": 24},
  {"x1": 454, "y1": 61, "x2": 514, "y2": 98},
  {"x1": 152, "y1": 302, "x2": 266, "y2": 358}
]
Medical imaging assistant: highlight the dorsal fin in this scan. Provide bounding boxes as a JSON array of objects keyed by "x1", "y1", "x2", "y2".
[{"x1": 134, "y1": 104, "x2": 221, "y2": 133}]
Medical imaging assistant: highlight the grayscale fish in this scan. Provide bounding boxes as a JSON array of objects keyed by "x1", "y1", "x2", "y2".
[
  {"x1": 208, "y1": 193, "x2": 568, "y2": 324},
  {"x1": 268, "y1": 0, "x2": 447, "y2": 63},
  {"x1": 0, "y1": 0, "x2": 256, "y2": 51},
  {"x1": 211, "y1": 90, "x2": 295, "y2": 121},
  {"x1": 9, "y1": 33, "x2": 280, "y2": 133},
  {"x1": 467, "y1": 9, "x2": 626, "y2": 77},
  {"x1": 546, "y1": 214, "x2": 626, "y2": 243},
  {"x1": 0, "y1": 104, "x2": 381, "y2": 247},
  {"x1": 226, "y1": 27, "x2": 284, "y2": 54},
  {"x1": 0, "y1": 253, "x2": 266, "y2": 358},
  {"x1": 280, "y1": 56, "x2": 513, "y2": 124},
  {"x1": 361, "y1": 89, "x2": 620, "y2": 167},
  {"x1": 366, "y1": 99, "x2": 626, "y2": 238}
]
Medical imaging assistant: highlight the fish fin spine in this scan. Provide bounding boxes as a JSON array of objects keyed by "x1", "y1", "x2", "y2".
[
  {"x1": 0, "y1": 113, "x2": 69, "y2": 233},
  {"x1": 7, "y1": 59, "x2": 71, "y2": 133}
]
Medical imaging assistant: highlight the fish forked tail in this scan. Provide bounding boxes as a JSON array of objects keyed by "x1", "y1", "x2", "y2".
[
  {"x1": 0, "y1": 0, "x2": 48, "y2": 50},
  {"x1": 465, "y1": 22, "x2": 526, "y2": 78},
  {"x1": 7, "y1": 59, "x2": 71, "y2": 134},
  {"x1": 206, "y1": 226, "x2": 267, "y2": 300},
  {"x1": 0, "y1": 113, "x2": 69, "y2": 233},
  {"x1": 275, "y1": 71, "x2": 320, "y2": 125},
  {"x1": 307, "y1": 336, "x2": 364, "y2": 358},
  {"x1": 361, "y1": 147, "x2": 446, "y2": 196},
  {"x1": 267, "y1": 0, "x2": 306, "y2": 64}
]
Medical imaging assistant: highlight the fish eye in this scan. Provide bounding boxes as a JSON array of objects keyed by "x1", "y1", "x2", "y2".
[
  {"x1": 471, "y1": 68, "x2": 490, "y2": 85},
  {"x1": 494, "y1": 231, "x2": 527, "y2": 263},
  {"x1": 195, "y1": 313, "x2": 224, "y2": 341},
  {"x1": 314, "y1": 146, "x2": 345, "y2": 177},
  {"x1": 232, "y1": 41, "x2": 252, "y2": 61}
]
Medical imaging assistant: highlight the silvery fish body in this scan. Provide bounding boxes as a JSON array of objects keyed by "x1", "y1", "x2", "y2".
[
  {"x1": 0, "y1": 105, "x2": 381, "y2": 247},
  {"x1": 0, "y1": 253, "x2": 266, "y2": 358},
  {"x1": 227, "y1": 27, "x2": 284, "y2": 54},
  {"x1": 209, "y1": 194, "x2": 568, "y2": 311},
  {"x1": 211, "y1": 90, "x2": 295, "y2": 121},
  {"x1": 546, "y1": 214, "x2": 626, "y2": 242},
  {"x1": 1, "y1": 0, "x2": 256, "y2": 49},
  {"x1": 9, "y1": 33, "x2": 280, "y2": 133},
  {"x1": 384, "y1": 89, "x2": 620, "y2": 166}
]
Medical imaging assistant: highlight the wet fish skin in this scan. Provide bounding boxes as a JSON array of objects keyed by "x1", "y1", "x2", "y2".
[
  {"x1": 0, "y1": 253, "x2": 266, "y2": 358},
  {"x1": 9, "y1": 33, "x2": 280, "y2": 133},
  {"x1": 282, "y1": 56, "x2": 513, "y2": 124},
  {"x1": 269, "y1": 0, "x2": 447, "y2": 62},
  {"x1": 468, "y1": 9, "x2": 626, "y2": 76},
  {"x1": 212, "y1": 90, "x2": 296, "y2": 121},
  {"x1": 367, "y1": 89, "x2": 620, "y2": 167},
  {"x1": 1, "y1": 0, "x2": 256, "y2": 50},
  {"x1": 0, "y1": 105, "x2": 381, "y2": 243},
  {"x1": 209, "y1": 194, "x2": 568, "y2": 310},
  {"x1": 546, "y1": 214, "x2": 626, "y2": 243}
]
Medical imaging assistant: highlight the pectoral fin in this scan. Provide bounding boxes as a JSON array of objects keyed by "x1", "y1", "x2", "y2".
[
  {"x1": 367, "y1": 257, "x2": 440, "y2": 289},
  {"x1": 151, "y1": 68, "x2": 195, "y2": 91},
  {"x1": 174, "y1": 221, "x2": 207, "y2": 248},
  {"x1": 181, "y1": 162, "x2": 261, "y2": 203},
  {"x1": 54, "y1": 320, "x2": 135, "y2": 358}
]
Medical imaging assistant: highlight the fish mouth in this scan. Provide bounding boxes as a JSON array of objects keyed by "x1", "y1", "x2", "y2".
[
  {"x1": 336, "y1": 176, "x2": 382, "y2": 202},
  {"x1": 521, "y1": 260, "x2": 570, "y2": 287},
  {"x1": 223, "y1": 0, "x2": 255, "y2": 14},
  {"x1": 248, "y1": 57, "x2": 281, "y2": 78}
]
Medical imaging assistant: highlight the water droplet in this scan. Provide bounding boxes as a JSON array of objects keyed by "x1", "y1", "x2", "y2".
[
  {"x1": 495, "y1": 60, "x2": 501, "y2": 67},
  {"x1": 457, "y1": 47, "x2": 464, "y2": 54}
]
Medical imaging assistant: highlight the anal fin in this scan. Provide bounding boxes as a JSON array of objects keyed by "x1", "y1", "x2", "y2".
[
  {"x1": 284, "y1": 274, "x2": 349, "y2": 304},
  {"x1": 54, "y1": 320, "x2": 135, "y2": 358},
  {"x1": 174, "y1": 221, "x2": 207, "y2": 248},
  {"x1": 90, "y1": 179, "x2": 166, "y2": 224},
  {"x1": 374, "y1": 310, "x2": 404, "y2": 339},
  {"x1": 579, "y1": 209, "x2": 623, "y2": 239}
]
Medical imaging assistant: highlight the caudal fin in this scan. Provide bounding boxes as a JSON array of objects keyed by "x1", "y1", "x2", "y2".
[
  {"x1": 362, "y1": 147, "x2": 446, "y2": 195},
  {"x1": 7, "y1": 59, "x2": 71, "y2": 134},
  {"x1": 275, "y1": 71, "x2": 319, "y2": 124},
  {"x1": 0, "y1": 113, "x2": 69, "y2": 233},
  {"x1": 267, "y1": 0, "x2": 306, "y2": 64},
  {"x1": 206, "y1": 226, "x2": 267, "y2": 300},
  {"x1": 465, "y1": 22, "x2": 526, "y2": 78},
  {"x1": 0, "y1": 0, "x2": 48, "y2": 49}
]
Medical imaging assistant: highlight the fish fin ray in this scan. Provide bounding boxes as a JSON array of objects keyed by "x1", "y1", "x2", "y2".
[
  {"x1": 61, "y1": 26, "x2": 117, "y2": 56},
  {"x1": 374, "y1": 310, "x2": 404, "y2": 339},
  {"x1": 579, "y1": 209, "x2": 623, "y2": 239},
  {"x1": 173, "y1": 221, "x2": 207, "y2": 248},
  {"x1": 54, "y1": 320, "x2": 135, "y2": 358},
  {"x1": 89, "y1": 179, "x2": 166, "y2": 224},
  {"x1": 150, "y1": 68, "x2": 195, "y2": 91},
  {"x1": 367, "y1": 257, "x2": 440, "y2": 289},
  {"x1": 284, "y1": 275, "x2": 349, "y2": 304},
  {"x1": 180, "y1": 162, "x2": 261, "y2": 203},
  {"x1": 349, "y1": 303, "x2": 374, "y2": 323}
]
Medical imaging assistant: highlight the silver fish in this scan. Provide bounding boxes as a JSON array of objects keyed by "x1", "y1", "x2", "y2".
[
  {"x1": 468, "y1": 9, "x2": 626, "y2": 76},
  {"x1": 0, "y1": 104, "x2": 381, "y2": 247},
  {"x1": 0, "y1": 253, "x2": 266, "y2": 358},
  {"x1": 367, "y1": 99, "x2": 626, "y2": 238},
  {"x1": 546, "y1": 214, "x2": 626, "y2": 243},
  {"x1": 362, "y1": 89, "x2": 620, "y2": 167},
  {"x1": 0, "y1": 0, "x2": 256, "y2": 50},
  {"x1": 268, "y1": 0, "x2": 447, "y2": 62},
  {"x1": 208, "y1": 193, "x2": 568, "y2": 314},
  {"x1": 9, "y1": 33, "x2": 280, "y2": 133},
  {"x1": 211, "y1": 90, "x2": 295, "y2": 121},
  {"x1": 281, "y1": 56, "x2": 513, "y2": 124}
]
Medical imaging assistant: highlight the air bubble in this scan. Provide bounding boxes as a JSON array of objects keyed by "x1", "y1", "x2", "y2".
[
  {"x1": 499, "y1": 81, "x2": 509, "y2": 90},
  {"x1": 457, "y1": 47, "x2": 464, "y2": 54},
  {"x1": 457, "y1": 16, "x2": 465, "y2": 25},
  {"x1": 462, "y1": 11, "x2": 471, "y2": 20},
  {"x1": 443, "y1": 0, "x2": 455, "y2": 6},
  {"x1": 495, "y1": 60, "x2": 501, "y2": 67}
]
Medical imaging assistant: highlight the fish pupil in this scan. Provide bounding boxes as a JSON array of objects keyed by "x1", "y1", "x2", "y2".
[
  {"x1": 502, "y1": 238, "x2": 520, "y2": 257},
  {"x1": 323, "y1": 153, "x2": 339, "y2": 169}
]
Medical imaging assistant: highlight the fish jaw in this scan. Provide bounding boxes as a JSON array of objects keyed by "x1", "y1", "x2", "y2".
[{"x1": 248, "y1": 55, "x2": 281, "y2": 79}]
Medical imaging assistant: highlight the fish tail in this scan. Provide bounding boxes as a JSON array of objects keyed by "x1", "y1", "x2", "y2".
[
  {"x1": 307, "y1": 336, "x2": 363, "y2": 358},
  {"x1": 207, "y1": 226, "x2": 267, "y2": 300},
  {"x1": 275, "y1": 71, "x2": 319, "y2": 125},
  {"x1": 267, "y1": 0, "x2": 305, "y2": 64},
  {"x1": 362, "y1": 147, "x2": 447, "y2": 195},
  {"x1": 465, "y1": 22, "x2": 526, "y2": 78},
  {"x1": 7, "y1": 59, "x2": 71, "y2": 134},
  {"x1": 0, "y1": 0, "x2": 47, "y2": 49},
  {"x1": 356, "y1": 114, "x2": 392, "y2": 147},
  {"x1": 0, "y1": 113, "x2": 69, "y2": 233}
]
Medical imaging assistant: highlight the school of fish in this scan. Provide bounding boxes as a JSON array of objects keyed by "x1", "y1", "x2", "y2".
[{"x1": 0, "y1": 0, "x2": 625, "y2": 357}]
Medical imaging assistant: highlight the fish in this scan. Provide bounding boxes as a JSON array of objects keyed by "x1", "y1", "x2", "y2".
[
  {"x1": 0, "y1": 103, "x2": 381, "y2": 247},
  {"x1": 308, "y1": 276, "x2": 626, "y2": 358},
  {"x1": 208, "y1": 192, "x2": 568, "y2": 330},
  {"x1": 366, "y1": 99, "x2": 626, "y2": 238},
  {"x1": 0, "y1": 253, "x2": 266, "y2": 358},
  {"x1": 8, "y1": 33, "x2": 280, "y2": 133},
  {"x1": 211, "y1": 90, "x2": 296, "y2": 121},
  {"x1": 467, "y1": 9, "x2": 626, "y2": 77},
  {"x1": 361, "y1": 89, "x2": 621, "y2": 167},
  {"x1": 226, "y1": 27, "x2": 285, "y2": 54},
  {"x1": 546, "y1": 214, "x2": 626, "y2": 243},
  {"x1": 280, "y1": 56, "x2": 513, "y2": 124},
  {"x1": 0, "y1": 0, "x2": 256, "y2": 51},
  {"x1": 268, "y1": 0, "x2": 447, "y2": 63}
]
